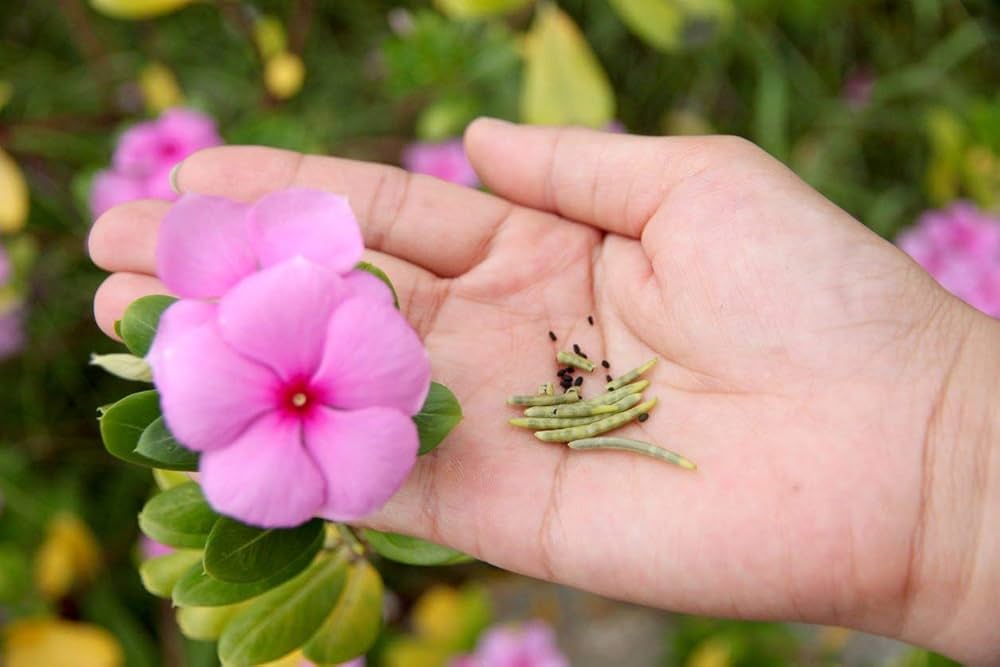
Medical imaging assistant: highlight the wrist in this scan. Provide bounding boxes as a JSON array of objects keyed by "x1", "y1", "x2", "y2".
[{"x1": 896, "y1": 303, "x2": 1000, "y2": 664}]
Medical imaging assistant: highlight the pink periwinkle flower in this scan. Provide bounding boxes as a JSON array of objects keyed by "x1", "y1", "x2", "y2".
[
  {"x1": 140, "y1": 536, "x2": 174, "y2": 560},
  {"x1": 148, "y1": 189, "x2": 430, "y2": 528},
  {"x1": 451, "y1": 621, "x2": 569, "y2": 667},
  {"x1": 90, "y1": 108, "x2": 222, "y2": 217},
  {"x1": 897, "y1": 202, "x2": 1000, "y2": 317},
  {"x1": 402, "y1": 139, "x2": 479, "y2": 188}
]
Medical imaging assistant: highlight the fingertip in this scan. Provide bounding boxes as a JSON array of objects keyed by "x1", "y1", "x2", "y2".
[
  {"x1": 464, "y1": 117, "x2": 515, "y2": 158},
  {"x1": 174, "y1": 145, "x2": 303, "y2": 201},
  {"x1": 94, "y1": 272, "x2": 170, "y2": 341}
]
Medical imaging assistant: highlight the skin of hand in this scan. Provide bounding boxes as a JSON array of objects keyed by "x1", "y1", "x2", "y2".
[{"x1": 89, "y1": 120, "x2": 999, "y2": 664}]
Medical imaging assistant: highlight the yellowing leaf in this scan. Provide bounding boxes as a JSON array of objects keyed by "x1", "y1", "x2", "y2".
[
  {"x1": 686, "y1": 637, "x2": 732, "y2": 667},
  {"x1": 89, "y1": 0, "x2": 193, "y2": 20},
  {"x1": 411, "y1": 584, "x2": 491, "y2": 651},
  {"x1": 608, "y1": 0, "x2": 683, "y2": 50},
  {"x1": 3, "y1": 618, "x2": 123, "y2": 667},
  {"x1": 176, "y1": 603, "x2": 248, "y2": 641},
  {"x1": 382, "y1": 638, "x2": 453, "y2": 667},
  {"x1": 520, "y1": 4, "x2": 615, "y2": 127},
  {"x1": 254, "y1": 15, "x2": 288, "y2": 59},
  {"x1": 0, "y1": 148, "x2": 29, "y2": 233},
  {"x1": 435, "y1": 0, "x2": 533, "y2": 19},
  {"x1": 265, "y1": 52, "x2": 306, "y2": 100},
  {"x1": 35, "y1": 514, "x2": 101, "y2": 600},
  {"x1": 139, "y1": 62, "x2": 183, "y2": 113}
]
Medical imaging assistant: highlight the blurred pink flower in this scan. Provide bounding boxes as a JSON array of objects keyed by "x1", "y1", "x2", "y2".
[
  {"x1": 148, "y1": 190, "x2": 429, "y2": 528},
  {"x1": 843, "y1": 68, "x2": 875, "y2": 110},
  {"x1": 140, "y1": 536, "x2": 174, "y2": 560},
  {"x1": 451, "y1": 621, "x2": 569, "y2": 667},
  {"x1": 897, "y1": 202, "x2": 1000, "y2": 317},
  {"x1": 0, "y1": 306, "x2": 23, "y2": 361},
  {"x1": 402, "y1": 139, "x2": 479, "y2": 187},
  {"x1": 90, "y1": 108, "x2": 222, "y2": 217},
  {"x1": 0, "y1": 242, "x2": 10, "y2": 285}
]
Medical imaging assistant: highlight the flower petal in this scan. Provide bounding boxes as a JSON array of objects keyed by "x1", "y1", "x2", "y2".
[
  {"x1": 313, "y1": 297, "x2": 431, "y2": 415},
  {"x1": 146, "y1": 300, "x2": 217, "y2": 367},
  {"x1": 156, "y1": 194, "x2": 257, "y2": 299},
  {"x1": 149, "y1": 321, "x2": 278, "y2": 452},
  {"x1": 305, "y1": 406, "x2": 418, "y2": 521},
  {"x1": 90, "y1": 170, "x2": 146, "y2": 217},
  {"x1": 217, "y1": 258, "x2": 345, "y2": 380},
  {"x1": 247, "y1": 189, "x2": 364, "y2": 273},
  {"x1": 343, "y1": 269, "x2": 395, "y2": 306},
  {"x1": 201, "y1": 412, "x2": 324, "y2": 528}
]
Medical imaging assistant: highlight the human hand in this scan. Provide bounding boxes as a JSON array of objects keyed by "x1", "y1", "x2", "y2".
[{"x1": 89, "y1": 120, "x2": 999, "y2": 663}]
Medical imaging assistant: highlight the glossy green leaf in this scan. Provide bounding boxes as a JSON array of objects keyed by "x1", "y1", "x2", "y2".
[
  {"x1": 362, "y1": 529, "x2": 471, "y2": 565},
  {"x1": 302, "y1": 559, "x2": 383, "y2": 664},
  {"x1": 99, "y1": 390, "x2": 162, "y2": 467},
  {"x1": 414, "y1": 382, "x2": 463, "y2": 455},
  {"x1": 138, "y1": 483, "x2": 220, "y2": 549},
  {"x1": 176, "y1": 603, "x2": 247, "y2": 642},
  {"x1": 520, "y1": 4, "x2": 615, "y2": 127},
  {"x1": 138, "y1": 549, "x2": 203, "y2": 598},
  {"x1": 120, "y1": 294, "x2": 177, "y2": 357},
  {"x1": 204, "y1": 517, "x2": 325, "y2": 584},
  {"x1": 134, "y1": 417, "x2": 199, "y2": 471},
  {"x1": 172, "y1": 534, "x2": 321, "y2": 607},
  {"x1": 355, "y1": 261, "x2": 399, "y2": 309},
  {"x1": 217, "y1": 551, "x2": 349, "y2": 665},
  {"x1": 434, "y1": 0, "x2": 533, "y2": 19}
]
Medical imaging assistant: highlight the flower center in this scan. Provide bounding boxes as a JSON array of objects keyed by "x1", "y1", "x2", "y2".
[
  {"x1": 291, "y1": 392, "x2": 308, "y2": 408},
  {"x1": 278, "y1": 377, "x2": 321, "y2": 418}
]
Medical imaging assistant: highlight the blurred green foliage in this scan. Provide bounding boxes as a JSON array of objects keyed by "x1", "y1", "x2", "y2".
[{"x1": 1, "y1": 0, "x2": 997, "y2": 665}]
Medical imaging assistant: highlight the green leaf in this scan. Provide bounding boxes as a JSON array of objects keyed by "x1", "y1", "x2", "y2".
[
  {"x1": 413, "y1": 382, "x2": 463, "y2": 455},
  {"x1": 217, "y1": 551, "x2": 349, "y2": 665},
  {"x1": 520, "y1": 4, "x2": 615, "y2": 127},
  {"x1": 204, "y1": 517, "x2": 325, "y2": 584},
  {"x1": 89, "y1": 353, "x2": 153, "y2": 383},
  {"x1": 138, "y1": 549, "x2": 203, "y2": 598},
  {"x1": 362, "y1": 529, "x2": 471, "y2": 565},
  {"x1": 172, "y1": 534, "x2": 321, "y2": 607},
  {"x1": 176, "y1": 603, "x2": 247, "y2": 642},
  {"x1": 303, "y1": 559, "x2": 383, "y2": 664},
  {"x1": 355, "y1": 261, "x2": 399, "y2": 309},
  {"x1": 99, "y1": 390, "x2": 163, "y2": 468},
  {"x1": 134, "y1": 417, "x2": 199, "y2": 472},
  {"x1": 607, "y1": 0, "x2": 684, "y2": 50},
  {"x1": 434, "y1": 0, "x2": 533, "y2": 19},
  {"x1": 120, "y1": 294, "x2": 177, "y2": 357},
  {"x1": 138, "y1": 483, "x2": 220, "y2": 549}
]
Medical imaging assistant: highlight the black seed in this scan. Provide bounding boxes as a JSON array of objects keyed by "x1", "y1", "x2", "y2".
[
  {"x1": 587, "y1": 315, "x2": 594, "y2": 325},
  {"x1": 606, "y1": 374, "x2": 613, "y2": 382},
  {"x1": 548, "y1": 330, "x2": 557, "y2": 342},
  {"x1": 601, "y1": 360, "x2": 610, "y2": 369},
  {"x1": 574, "y1": 376, "x2": 583, "y2": 387},
  {"x1": 573, "y1": 343, "x2": 581, "y2": 355},
  {"x1": 563, "y1": 366, "x2": 575, "y2": 374},
  {"x1": 638, "y1": 413, "x2": 649, "y2": 422},
  {"x1": 579, "y1": 352, "x2": 588, "y2": 359}
]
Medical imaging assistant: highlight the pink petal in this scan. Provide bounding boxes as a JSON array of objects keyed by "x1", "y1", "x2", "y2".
[
  {"x1": 313, "y1": 297, "x2": 430, "y2": 415},
  {"x1": 149, "y1": 320, "x2": 278, "y2": 452},
  {"x1": 201, "y1": 412, "x2": 325, "y2": 528},
  {"x1": 156, "y1": 194, "x2": 257, "y2": 299},
  {"x1": 146, "y1": 300, "x2": 217, "y2": 368},
  {"x1": 143, "y1": 163, "x2": 181, "y2": 201},
  {"x1": 402, "y1": 140, "x2": 479, "y2": 187},
  {"x1": 218, "y1": 258, "x2": 346, "y2": 380},
  {"x1": 247, "y1": 189, "x2": 364, "y2": 273},
  {"x1": 90, "y1": 170, "x2": 147, "y2": 217},
  {"x1": 305, "y1": 406, "x2": 419, "y2": 521},
  {"x1": 343, "y1": 269, "x2": 395, "y2": 306}
]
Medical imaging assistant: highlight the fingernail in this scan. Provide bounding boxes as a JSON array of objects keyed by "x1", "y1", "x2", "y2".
[
  {"x1": 168, "y1": 161, "x2": 184, "y2": 194},
  {"x1": 469, "y1": 116, "x2": 514, "y2": 131}
]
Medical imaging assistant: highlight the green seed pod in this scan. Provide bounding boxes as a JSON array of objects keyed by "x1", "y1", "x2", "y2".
[
  {"x1": 608, "y1": 393, "x2": 642, "y2": 412},
  {"x1": 509, "y1": 414, "x2": 608, "y2": 430},
  {"x1": 568, "y1": 437, "x2": 696, "y2": 470},
  {"x1": 525, "y1": 401, "x2": 618, "y2": 418},
  {"x1": 585, "y1": 379, "x2": 650, "y2": 406},
  {"x1": 556, "y1": 351, "x2": 595, "y2": 372},
  {"x1": 538, "y1": 383, "x2": 554, "y2": 396},
  {"x1": 507, "y1": 389, "x2": 580, "y2": 406},
  {"x1": 606, "y1": 358, "x2": 658, "y2": 391},
  {"x1": 534, "y1": 398, "x2": 658, "y2": 442}
]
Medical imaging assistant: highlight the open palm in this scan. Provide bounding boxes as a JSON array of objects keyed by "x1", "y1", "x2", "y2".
[{"x1": 91, "y1": 121, "x2": 984, "y2": 651}]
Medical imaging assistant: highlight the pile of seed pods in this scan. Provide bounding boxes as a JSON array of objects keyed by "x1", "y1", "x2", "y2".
[{"x1": 506, "y1": 344, "x2": 696, "y2": 471}]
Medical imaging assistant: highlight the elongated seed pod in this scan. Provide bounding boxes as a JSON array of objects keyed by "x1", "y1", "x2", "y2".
[
  {"x1": 526, "y1": 400, "x2": 619, "y2": 418},
  {"x1": 568, "y1": 437, "x2": 696, "y2": 470},
  {"x1": 507, "y1": 389, "x2": 580, "y2": 406},
  {"x1": 509, "y1": 414, "x2": 608, "y2": 429},
  {"x1": 534, "y1": 398, "x2": 658, "y2": 442},
  {"x1": 556, "y1": 351, "x2": 595, "y2": 372},
  {"x1": 607, "y1": 393, "x2": 642, "y2": 413},
  {"x1": 606, "y1": 358, "x2": 658, "y2": 391},
  {"x1": 585, "y1": 379, "x2": 650, "y2": 406},
  {"x1": 538, "y1": 383, "x2": 554, "y2": 396}
]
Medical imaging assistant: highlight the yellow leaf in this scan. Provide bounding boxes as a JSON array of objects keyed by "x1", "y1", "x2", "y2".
[
  {"x1": 435, "y1": 0, "x2": 533, "y2": 19},
  {"x1": 382, "y1": 638, "x2": 453, "y2": 667},
  {"x1": 411, "y1": 584, "x2": 491, "y2": 651},
  {"x1": 254, "y1": 15, "x2": 288, "y2": 59},
  {"x1": 686, "y1": 637, "x2": 732, "y2": 667},
  {"x1": 3, "y1": 618, "x2": 123, "y2": 667},
  {"x1": 153, "y1": 468, "x2": 192, "y2": 490},
  {"x1": 0, "y1": 148, "x2": 29, "y2": 233},
  {"x1": 264, "y1": 52, "x2": 306, "y2": 101},
  {"x1": 608, "y1": 0, "x2": 684, "y2": 50},
  {"x1": 176, "y1": 603, "x2": 247, "y2": 641},
  {"x1": 139, "y1": 62, "x2": 183, "y2": 113},
  {"x1": 89, "y1": 0, "x2": 193, "y2": 20},
  {"x1": 35, "y1": 514, "x2": 101, "y2": 600},
  {"x1": 520, "y1": 4, "x2": 615, "y2": 127}
]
